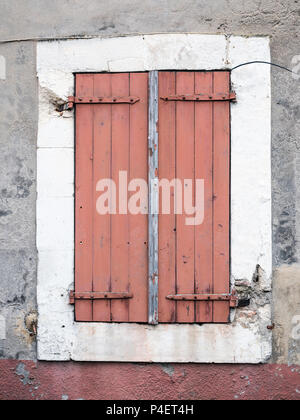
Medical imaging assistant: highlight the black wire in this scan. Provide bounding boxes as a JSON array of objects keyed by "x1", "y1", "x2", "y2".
[{"x1": 232, "y1": 60, "x2": 297, "y2": 76}]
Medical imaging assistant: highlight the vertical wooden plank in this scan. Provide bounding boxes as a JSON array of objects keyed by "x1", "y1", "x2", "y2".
[
  {"x1": 75, "y1": 74, "x2": 94, "y2": 321},
  {"x1": 110, "y1": 73, "x2": 130, "y2": 322},
  {"x1": 92, "y1": 74, "x2": 112, "y2": 322},
  {"x1": 194, "y1": 72, "x2": 213, "y2": 323},
  {"x1": 128, "y1": 73, "x2": 148, "y2": 323},
  {"x1": 176, "y1": 72, "x2": 195, "y2": 323},
  {"x1": 213, "y1": 71, "x2": 230, "y2": 323},
  {"x1": 148, "y1": 71, "x2": 159, "y2": 325},
  {"x1": 158, "y1": 71, "x2": 176, "y2": 323}
]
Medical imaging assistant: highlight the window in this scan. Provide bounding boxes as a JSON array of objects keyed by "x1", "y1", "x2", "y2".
[
  {"x1": 73, "y1": 71, "x2": 232, "y2": 324},
  {"x1": 37, "y1": 34, "x2": 272, "y2": 363}
]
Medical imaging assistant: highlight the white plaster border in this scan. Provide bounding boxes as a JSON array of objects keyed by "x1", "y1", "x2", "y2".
[{"x1": 37, "y1": 34, "x2": 272, "y2": 362}]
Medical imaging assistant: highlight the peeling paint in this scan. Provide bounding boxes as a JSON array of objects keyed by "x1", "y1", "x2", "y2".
[
  {"x1": 25, "y1": 311, "x2": 38, "y2": 337},
  {"x1": 15, "y1": 363, "x2": 32, "y2": 386},
  {"x1": 15, "y1": 312, "x2": 37, "y2": 347},
  {"x1": 160, "y1": 364, "x2": 175, "y2": 377}
]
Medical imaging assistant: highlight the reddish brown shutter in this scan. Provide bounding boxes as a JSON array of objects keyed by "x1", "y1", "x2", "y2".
[
  {"x1": 74, "y1": 71, "x2": 231, "y2": 324},
  {"x1": 75, "y1": 73, "x2": 149, "y2": 322},
  {"x1": 158, "y1": 71, "x2": 230, "y2": 323}
]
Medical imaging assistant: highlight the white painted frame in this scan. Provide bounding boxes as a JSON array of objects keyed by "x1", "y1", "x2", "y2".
[{"x1": 37, "y1": 34, "x2": 272, "y2": 362}]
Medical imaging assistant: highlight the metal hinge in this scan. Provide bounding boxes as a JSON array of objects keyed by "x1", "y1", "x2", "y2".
[
  {"x1": 69, "y1": 291, "x2": 133, "y2": 304},
  {"x1": 59, "y1": 95, "x2": 140, "y2": 111},
  {"x1": 160, "y1": 92, "x2": 237, "y2": 102},
  {"x1": 166, "y1": 290, "x2": 239, "y2": 308}
]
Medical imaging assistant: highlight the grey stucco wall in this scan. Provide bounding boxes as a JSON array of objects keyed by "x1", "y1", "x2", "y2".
[{"x1": 0, "y1": 0, "x2": 300, "y2": 362}]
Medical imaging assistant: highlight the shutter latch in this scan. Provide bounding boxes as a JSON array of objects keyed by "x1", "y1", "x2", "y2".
[
  {"x1": 69, "y1": 291, "x2": 133, "y2": 304},
  {"x1": 166, "y1": 289, "x2": 239, "y2": 308},
  {"x1": 59, "y1": 95, "x2": 140, "y2": 111}
]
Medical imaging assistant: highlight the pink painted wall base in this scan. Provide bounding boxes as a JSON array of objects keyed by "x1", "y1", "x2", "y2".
[{"x1": 0, "y1": 361, "x2": 299, "y2": 400}]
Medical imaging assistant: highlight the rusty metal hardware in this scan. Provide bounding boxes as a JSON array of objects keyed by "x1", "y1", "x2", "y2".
[
  {"x1": 69, "y1": 291, "x2": 133, "y2": 304},
  {"x1": 60, "y1": 96, "x2": 141, "y2": 111},
  {"x1": 166, "y1": 290, "x2": 238, "y2": 308},
  {"x1": 160, "y1": 92, "x2": 237, "y2": 102}
]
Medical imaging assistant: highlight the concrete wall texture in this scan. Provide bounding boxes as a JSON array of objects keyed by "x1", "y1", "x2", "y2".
[{"x1": 0, "y1": 0, "x2": 300, "y2": 399}]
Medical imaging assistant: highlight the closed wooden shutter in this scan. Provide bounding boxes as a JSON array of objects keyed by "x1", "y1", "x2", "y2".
[
  {"x1": 73, "y1": 71, "x2": 231, "y2": 323},
  {"x1": 75, "y1": 73, "x2": 149, "y2": 322},
  {"x1": 158, "y1": 71, "x2": 230, "y2": 323}
]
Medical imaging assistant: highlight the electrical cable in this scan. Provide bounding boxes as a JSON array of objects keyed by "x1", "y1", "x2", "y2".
[{"x1": 232, "y1": 60, "x2": 298, "y2": 77}]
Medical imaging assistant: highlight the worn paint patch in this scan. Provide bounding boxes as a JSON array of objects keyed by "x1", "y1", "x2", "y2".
[
  {"x1": 160, "y1": 364, "x2": 174, "y2": 377},
  {"x1": 15, "y1": 313, "x2": 37, "y2": 347},
  {"x1": 273, "y1": 265, "x2": 300, "y2": 366},
  {"x1": 15, "y1": 363, "x2": 32, "y2": 385}
]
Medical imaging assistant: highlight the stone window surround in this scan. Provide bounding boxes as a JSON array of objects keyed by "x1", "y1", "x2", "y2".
[{"x1": 37, "y1": 34, "x2": 272, "y2": 362}]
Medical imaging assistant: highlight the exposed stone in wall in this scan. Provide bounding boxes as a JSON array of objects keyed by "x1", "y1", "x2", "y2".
[{"x1": 232, "y1": 264, "x2": 273, "y2": 362}]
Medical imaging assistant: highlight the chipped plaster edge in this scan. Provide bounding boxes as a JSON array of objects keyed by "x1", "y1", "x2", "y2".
[{"x1": 36, "y1": 34, "x2": 272, "y2": 363}]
